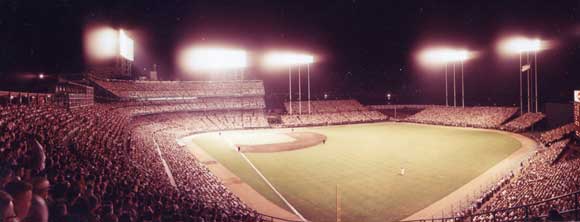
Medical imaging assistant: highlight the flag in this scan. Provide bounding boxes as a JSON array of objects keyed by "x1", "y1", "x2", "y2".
[{"x1": 521, "y1": 64, "x2": 531, "y2": 72}]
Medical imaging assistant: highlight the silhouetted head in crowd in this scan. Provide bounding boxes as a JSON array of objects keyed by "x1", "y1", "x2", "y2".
[
  {"x1": 4, "y1": 180, "x2": 32, "y2": 220},
  {"x1": 0, "y1": 191, "x2": 18, "y2": 222},
  {"x1": 0, "y1": 167, "x2": 12, "y2": 189},
  {"x1": 102, "y1": 202, "x2": 118, "y2": 221},
  {"x1": 31, "y1": 177, "x2": 50, "y2": 200}
]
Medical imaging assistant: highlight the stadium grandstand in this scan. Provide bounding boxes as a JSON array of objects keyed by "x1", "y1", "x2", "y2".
[
  {"x1": 2, "y1": 77, "x2": 578, "y2": 221},
  {"x1": 2, "y1": 1, "x2": 580, "y2": 222}
]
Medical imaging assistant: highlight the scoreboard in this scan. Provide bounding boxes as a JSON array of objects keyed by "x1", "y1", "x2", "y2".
[{"x1": 575, "y1": 90, "x2": 580, "y2": 138}]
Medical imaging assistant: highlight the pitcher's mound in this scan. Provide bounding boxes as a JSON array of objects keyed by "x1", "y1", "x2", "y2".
[{"x1": 235, "y1": 132, "x2": 327, "y2": 153}]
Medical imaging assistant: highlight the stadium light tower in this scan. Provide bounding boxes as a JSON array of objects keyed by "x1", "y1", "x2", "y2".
[
  {"x1": 499, "y1": 37, "x2": 543, "y2": 114},
  {"x1": 263, "y1": 52, "x2": 315, "y2": 115},
  {"x1": 419, "y1": 48, "x2": 471, "y2": 107},
  {"x1": 458, "y1": 50, "x2": 469, "y2": 108},
  {"x1": 179, "y1": 47, "x2": 248, "y2": 78}
]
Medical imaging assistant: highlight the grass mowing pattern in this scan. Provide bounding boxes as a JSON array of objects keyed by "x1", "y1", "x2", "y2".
[{"x1": 193, "y1": 123, "x2": 521, "y2": 222}]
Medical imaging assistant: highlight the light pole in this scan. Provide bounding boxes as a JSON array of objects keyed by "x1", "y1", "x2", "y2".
[
  {"x1": 499, "y1": 37, "x2": 543, "y2": 115},
  {"x1": 307, "y1": 63, "x2": 311, "y2": 114},
  {"x1": 534, "y1": 50, "x2": 538, "y2": 112},
  {"x1": 461, "y1": 58, "x2": 465, "y2": 108},
  {"x1": 445, "y1": 63, "x2": 448, "y2": 106},
  {"x1": 527, "y1": 52, "x2": 531, "y2": 113},
  {"x1": 263, "y1": 52, "x2": 314, "y2": 115},
  {"x1": 419, "y1": 48, "x2": 470, "y2": 107},
  {"x1": 453, "y1": 62, "x2": 456, "y2": 107},
  {"x1": 519, "y1": 52, "x2": 523, "y2": 115},
  {"x1": 289, "y1": 65, "x2": 293, "y2": 114},
  {"x1": 298, "y1": 64, "x2": 302, "y2": 115}
]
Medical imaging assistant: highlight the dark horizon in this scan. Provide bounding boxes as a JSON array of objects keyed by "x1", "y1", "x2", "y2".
[{"x1": 1, "y1": 0, "x2": 579, "y2": 105}]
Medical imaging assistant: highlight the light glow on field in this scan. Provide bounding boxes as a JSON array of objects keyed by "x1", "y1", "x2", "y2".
[
  {"x1": 263, "y1": 52, "x2": 314, "y2": 67},
  {"x1": 180, "y1": 47, "x2": 247, "y2": 72}
]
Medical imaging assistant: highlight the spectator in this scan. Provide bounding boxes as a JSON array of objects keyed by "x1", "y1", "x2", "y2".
[
  {"x1": 27, "y1": 136, "x2": 45, "y2": 172},
  {"x1": 24, "y1": 195, "x2": 48, "y2": 222},
  {"x1": 4, "y1": 180, "x2": 33, "y2": 220},
  {"x1": 24, "y1": 177, "x2": 50, "y2": 222},
  {"x1": 0, "y1": 191, "x2": 18, "y2": 222}
]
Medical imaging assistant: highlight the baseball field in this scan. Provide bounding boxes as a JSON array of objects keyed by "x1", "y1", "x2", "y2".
[{"x1": 189, "y1": 122, "x2": 523, "y2": 222}]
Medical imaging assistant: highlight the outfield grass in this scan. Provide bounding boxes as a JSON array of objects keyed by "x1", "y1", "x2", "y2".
[{"x1": 192, "y1": 123, "x2": 521, "y2": 222}]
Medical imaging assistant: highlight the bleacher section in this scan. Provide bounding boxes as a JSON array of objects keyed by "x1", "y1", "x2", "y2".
[
  {"x1": 110, "y1": 97, "x2": 265, "y2": 116},
  {"x1": 539, "y1": 123, "x2": 575, "y2": 145},
  {"x1": 405, "y1": 106, "x2": 518, "y2": 128},
  {"x1": 285, "y1": 100, "x2": 366, "y2": 113},
  {"x1": 502, "y1": 112, "x2": 546, "y2": 132},
  {"x1": 91, "y1": 78, "x2": 265, "y2": 100},
  {"x1": 281, "y1": 100, "x2": 387, "y2": 127}
]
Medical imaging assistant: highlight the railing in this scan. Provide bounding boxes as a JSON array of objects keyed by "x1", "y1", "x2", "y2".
[
  {"x1": 0, "y1": 90, "x2": 54, "y2": 106},
  {"x1": 402, "y1": 190, "x2": 580, "y2": 222}
]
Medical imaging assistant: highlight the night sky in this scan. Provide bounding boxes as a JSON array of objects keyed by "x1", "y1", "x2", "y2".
[{"x1": 1, "y1": 0, "x2": 579, "y2": 105}]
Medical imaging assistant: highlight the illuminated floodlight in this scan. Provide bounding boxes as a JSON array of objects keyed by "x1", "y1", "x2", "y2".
[
  {"x1": 85, "y1": 26, "x2": 118, "y2": 60},
  {"x1": 500, "y1": 37, "x2": 543, "y2": 54},
  {"x1": 263, "y1": 52, "x2": 314, "y2": 67},
  {"x1": 457, "y1": 50, "x2": 469, "y2": 61},
  {"x1": 38, "y1": 73, "x2": 45, "y2": 79},
  {"x1": 119, "y1": 29, "x2": 134, "y2": 61},
  {"x1": 180, "y1": 47, "x2": 247, "y2": 71},
  {"x1": 419, "y1": 48, "x2": 471, "y2": 66}
]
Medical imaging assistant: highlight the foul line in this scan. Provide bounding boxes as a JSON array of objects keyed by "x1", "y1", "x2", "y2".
[
  {"x1": 153, "y1": 134, "x2": 177, "y2": 187},
  {"x1": 223, "y1": 135, "x2": 307, "y2": 222},
  {"x1": 239, "y1": 153, "x2": 307, "y2": 222}
]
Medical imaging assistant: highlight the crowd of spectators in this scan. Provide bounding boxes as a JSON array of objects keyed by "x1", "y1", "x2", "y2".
[
  {"x1": 0, "y1": 103, "x2": 271, "y2": 222},
  {"x1": 92, "y1": 79, "x2": 265, "y2": 99},
  {"x1": 539, "y1": 123, "x2": 575, "y2": 146},
  {"x1": 112, "y1": 97, "x2": 266, "y2": 117},
  {"x1": 2, "y1": 78, "x2": 578, "y2": 222},
  {"x1": 281, "y1": 100, "x2": 387, "y2": 127},
  {"x1": 368, "y1": 104, "x2": 442, "y2": 110},
  {"x1": 134, "y1": 110, "x2": 269, "y2": 135},
  {"x1": 501, "y1": 112, "x2": 546, "y2": 132},
  {"x1": 468, "y1": 138, "x2": 578, "y2": 221},
  {"x1": 281, "y1": 111, "x2": 386, "y2": 127},
  {"x1": 405, "y1": 106, "x2": 518, "y2": 128},
  {"x1": 284, "y1": 100, "x2": 366, "y2": 113}
]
